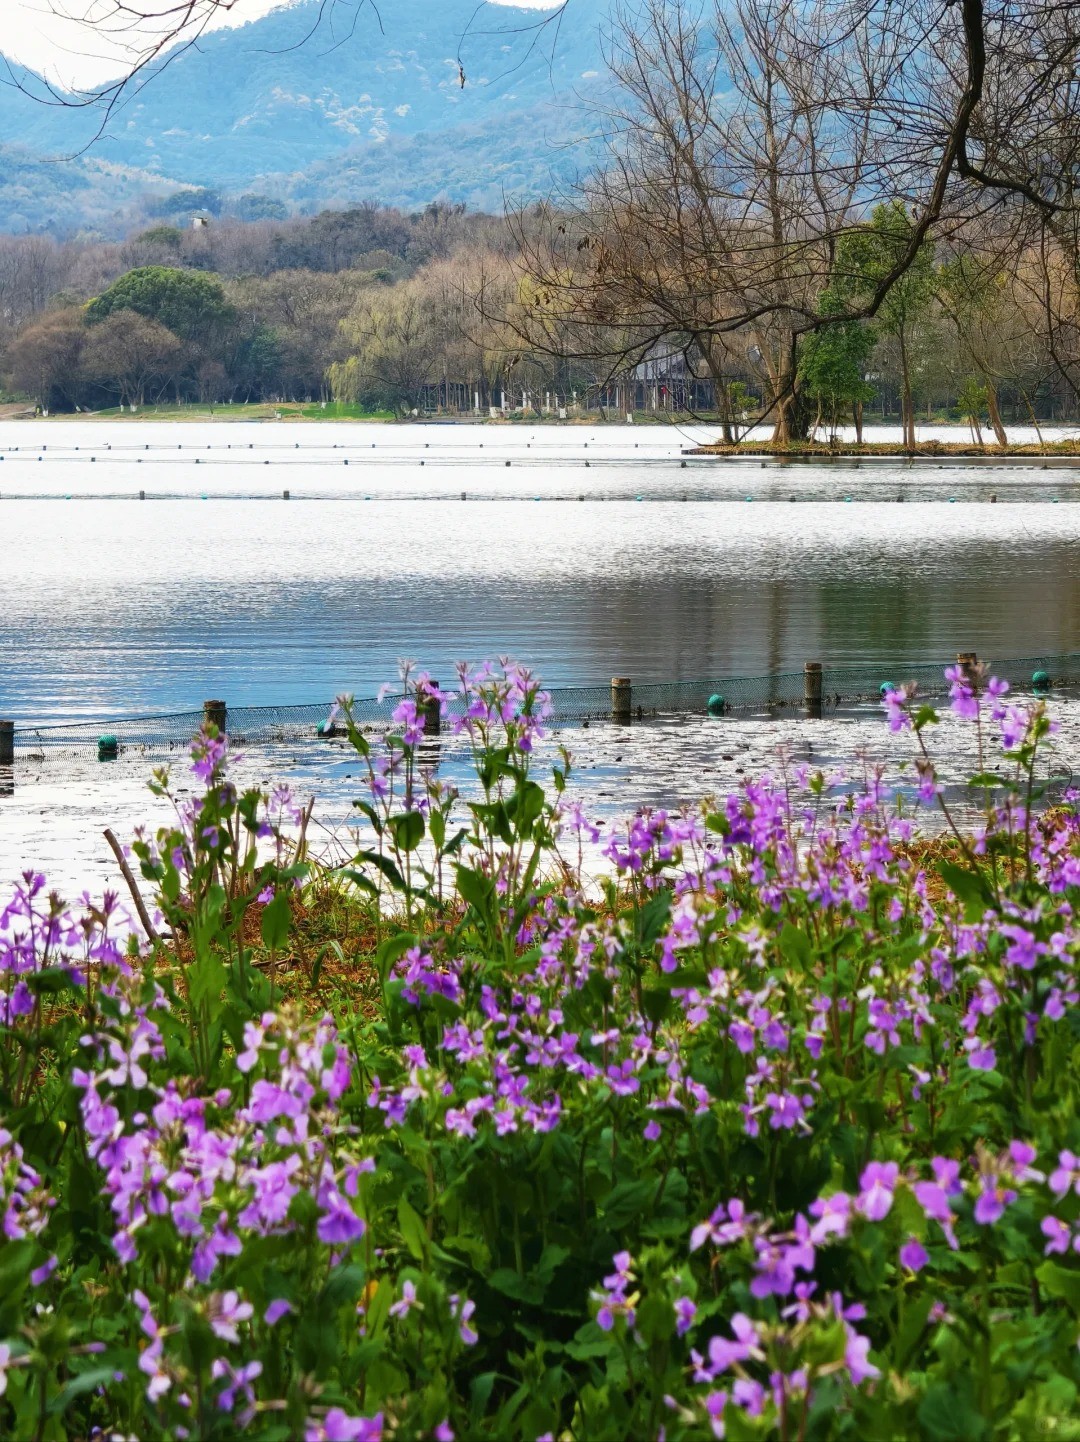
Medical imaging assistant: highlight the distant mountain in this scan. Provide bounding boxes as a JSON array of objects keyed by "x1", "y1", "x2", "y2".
[{"x1": 0, "y1": 0, "x2": 612, "y2": 233}]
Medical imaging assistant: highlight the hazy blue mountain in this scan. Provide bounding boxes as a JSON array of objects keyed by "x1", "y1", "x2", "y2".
[{"x1": 0, "y1": 0, "x2": 611, "y2": 232}]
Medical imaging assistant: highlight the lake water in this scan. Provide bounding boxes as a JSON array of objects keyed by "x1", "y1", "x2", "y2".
[
  {"x1": 1, "y1": 420, "x2": 1080, "y2": 726},
  {"x1": 2, "y1": 418, "x2": 1079, "y2": 894}
]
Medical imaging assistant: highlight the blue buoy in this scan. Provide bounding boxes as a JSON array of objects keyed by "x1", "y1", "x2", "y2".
[
  {"x1": 880, "y1": 682, "x2": 896, "y2": 697},
  {"x1": 1033, "y1": 669, "x2": 1050, "y2": 691},
  {"x1": 707, "y1": 693, "x2": 725, "y2": 717},
  {"x1": 97, "y1": 735, "x2": 118, "y2": 761}
]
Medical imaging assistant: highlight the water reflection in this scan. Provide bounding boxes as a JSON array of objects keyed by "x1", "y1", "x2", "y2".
[{"x1": 0, "y1": 452, "x2": 1078, "y2": 725}]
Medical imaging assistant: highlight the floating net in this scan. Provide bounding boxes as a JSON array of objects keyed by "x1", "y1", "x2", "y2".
[{"x1": 8, "y1": 651, "x2": 1079, "y2": 764}]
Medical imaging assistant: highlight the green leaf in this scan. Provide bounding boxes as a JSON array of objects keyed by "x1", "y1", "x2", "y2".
[
  {"x1": 351, "y1": 799, "x2": 384, "y2": 835},
  {"x1": 456, "y1": 865, "x2": 494, "y2": 914},
  {"x1": 25, "y1": 967, "x2": 83, "y2": 997},
  {"x1": 397, "y1": 1196, "x2": 428, "y2": 1262},
  {"x1": 375, "y1": 933, "x2": 417, "y2": 985},
  {"x1": 779, "y1": 922, "x2": 812, "y2": 968},
  {"x1": 188, "y1": 948, "x2": 227, "y2": 1010},
  {"x1": 338, "y1": 868, "x2": 379, "y2": 898},
  {"x1": 1036, "y1": 1259, "x2": 1080, "y2": 1312},
  {"x1": 917, "y1": 1382, "x2": 988, "y2": 1441},
  {"x1": 260, "y1": 891, "x2": 291, "y2": 952},
  {"x1": 389, "y1": 810, "x2": 425, "y2": 853},
  {"x1": 488, "y1": 1268, "x2": 546, "y2": 1304},
  {"x1": 937, "y1": 860, "x2": 994, "y2": 918},
  {"x1": 641, "y1": 986, "x2": 674, "y2": 1025},
  {"x1": 602, "y1": 1177, "x2": 653, "y2": 1227},
  {"x1": 470, "y1": 1372, "x2": 498, "y2": 1422},
  {"x1": 638, "y1": 888, "x2": 672, "y2": 950},
  {"x1": 48, "y1": 1367, "x2": 118, "y2": 1416},
  {"x1": 353, "y1": 849, "x2": 407, "y2": 891}
]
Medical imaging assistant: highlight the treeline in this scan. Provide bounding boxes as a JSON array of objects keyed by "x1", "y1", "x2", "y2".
[
  {"x1": 4, "y1": 160, "x2": 1080, "y2": 430},
  {"x1": 0, "y1": 200, "x2": 613, "y2": 414}
]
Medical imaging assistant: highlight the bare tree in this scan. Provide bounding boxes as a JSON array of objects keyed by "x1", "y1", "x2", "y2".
[
  {"x1": 5, "y1": 308, "x2": 86, "y2": 409},
  {"x1": 510, "y1": 0, "x2": 1080, "y2": 435},
  {"x1": 81, "y1": 307, "x2": 182, "y2": 406}
]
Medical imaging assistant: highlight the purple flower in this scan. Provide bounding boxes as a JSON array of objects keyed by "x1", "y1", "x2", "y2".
[
  {"x1": 704, "y1": 1313, "x2": 760, "y2": 1374},
  {"x1": 973, "y1": 1183, "x2": 1015, "y2": 1226},
  {"x1": 305, "y1": 1409, "x2": 384, "y2": 1442},
  {"x1": 449, "y1": 1294, "x2": 478, "y2": 1346},
  {"x1": 316, "y1": 1194, "x2": 366, "y2": 1246},
  {"x1": 899, "y1": 1238, "x2": 928, "y2": 1272},
  {"x1": 856, "y1": 1162, "x2": 899, "y2": 1221},
  {"x1": 390, "y1": 1279, "x2": 421, "y2": 1319},
  {"x1": 1042, "y1": 1217, "x2": 1072, "y2": 1255},
  {"x1": 1050, "y1": 1150, "x2": 1080, "y2": 1199},
  {"x1": 209, "y1": 1290, "x2": 253, "y2": 1343},
  {"x1": 30, "y1": 1254, "x2": 57, "y2": 1286},
  {"x1": 808, "y1": 1191, "x2": 851, "y2": 1243},
  {"x1": 674, "y1": 1296, "x2": 697, "y2": 1337},
  {"x1": 845, "y1": 1329, "x2": 880, "y2": 1384},
  {"x1": 945, "y1": 664, "x2": 979, "y2": 721}
]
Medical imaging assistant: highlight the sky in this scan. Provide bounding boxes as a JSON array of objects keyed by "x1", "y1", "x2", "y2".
[{"x1": 4, "y1": 0, "x2": 558, "y2": 87}]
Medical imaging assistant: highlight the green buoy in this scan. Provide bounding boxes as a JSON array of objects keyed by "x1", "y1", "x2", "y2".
[
  {"x1": 880, "y1": 682, "x2": 895, "y2": 697},
  {"x1": 98, "y1": 735, "x2": 118, "y2": 761},
  {"x1": 707, "y1": 694, "x2": 726, "y2": 717},
  {"x1": 1033, "y1": 669, "x2": 1050, "y2": 691}
]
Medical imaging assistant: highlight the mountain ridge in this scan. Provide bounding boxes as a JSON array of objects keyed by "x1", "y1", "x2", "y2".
[{"x1": 0, "y1": 0, "x2": 611, "y2": 233}]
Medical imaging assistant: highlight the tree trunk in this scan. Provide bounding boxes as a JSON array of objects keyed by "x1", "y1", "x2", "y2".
[
  {"x1": 854, "y1": 399, "x2": 864, "y2": 444},
  {"x1": 701, "y1": 337, "x2": 735, "y2": 444},
  {"x1": 1020, "y1": 389, "x2": 1045, "y2": 445},
  {"x1": 898, "y1": 330, "x2": 915, "y2": 448},
  {"x1": 985, "y1": 381, "x2": 1008, "y2": 447}
]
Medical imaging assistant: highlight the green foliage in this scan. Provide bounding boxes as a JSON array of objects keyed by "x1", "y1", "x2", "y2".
[
  {"x1": 86, "y1": 266, "x2": 235, "y2": 344},
  {"x1": 832, "y1": 201, "x2": 937, "y2": 336},
  {"x1": 798, "y1": 320, "x2": 875, "y2": 426}
]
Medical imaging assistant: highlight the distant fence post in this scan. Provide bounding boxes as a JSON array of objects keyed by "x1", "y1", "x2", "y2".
[
  {"x1": 612, "y1": 676, "x2": 632, "y2": 722},
  {"x1": 420, "y1": 681, "x2": 441, "y2": 737},
  {"x1": 0, "y1": 720, "x2": 12, "y2": 767},
  {"x1": 804, "y1": 662, "x2": 823, "y2": 719},
  {"x1": 203, "y1": 699, "x2": 227, "y2": 733}
]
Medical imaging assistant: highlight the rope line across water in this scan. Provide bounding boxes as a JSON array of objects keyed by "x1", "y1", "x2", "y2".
[{"x1": 6, "y1": 652, "x2": 1078, "y2": 764}]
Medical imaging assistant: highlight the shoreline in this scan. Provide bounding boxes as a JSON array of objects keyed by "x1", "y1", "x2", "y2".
[{"x1": 688, "y1": 439, "x2": 1080, "y2": 459}]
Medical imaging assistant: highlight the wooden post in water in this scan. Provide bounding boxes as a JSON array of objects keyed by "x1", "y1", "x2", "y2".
[
  {"x1": 612, "y1": 676, "x2": 632, "y2": 723},
  {"x1": 804, "y1": 662, "x2": 823, "y2": 719},
  {"x1": 420, "y1": 682, "x2": 441, "y2": 736},
  {"x1": 203, "y1": 699, "x2": 227, "y2": 733},
  {"x1": 0, "y1": 720, "x2": 13, "y2": 767}
]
